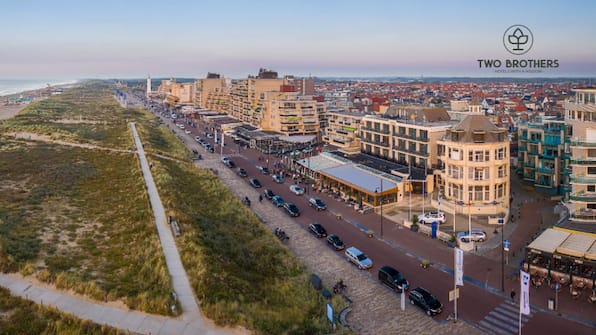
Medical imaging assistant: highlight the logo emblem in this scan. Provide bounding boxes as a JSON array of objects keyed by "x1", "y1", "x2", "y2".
[{"x1": 503, "y1": 25, "x2": 533, "y2": 55}]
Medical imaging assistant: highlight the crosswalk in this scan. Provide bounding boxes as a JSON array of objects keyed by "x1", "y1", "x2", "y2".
[{"x1": 477, "y1": 301, "x2": 535, "y2": 335}]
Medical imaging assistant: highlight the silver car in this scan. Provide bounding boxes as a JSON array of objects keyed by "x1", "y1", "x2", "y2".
[{"x1": 457, "y1": 229, "x2": 487, "y2": 242}]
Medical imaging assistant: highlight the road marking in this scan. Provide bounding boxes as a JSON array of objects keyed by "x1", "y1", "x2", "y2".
[{"x1": 477, "y1": 301, "x2": 534, "y2": 335}]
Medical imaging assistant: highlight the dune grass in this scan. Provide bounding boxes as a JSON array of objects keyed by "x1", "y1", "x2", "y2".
[{"x1": 0, "y1": 286, "x2": 127, "y2": 335}]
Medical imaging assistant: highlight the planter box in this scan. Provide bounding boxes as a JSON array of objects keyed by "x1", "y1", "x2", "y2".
[{"x1": 410, "y1": 225, "x2": 419, "y2": 232}]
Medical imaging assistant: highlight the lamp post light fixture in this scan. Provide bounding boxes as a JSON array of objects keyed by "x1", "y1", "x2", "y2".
[{"x1": 375, "y1": 178, "x2": 384, "y2": 239}]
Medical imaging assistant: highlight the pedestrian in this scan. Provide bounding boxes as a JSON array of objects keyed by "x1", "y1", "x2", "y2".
[{"x1": 510, "y1": 289, "x2": 516, "y2": 302}]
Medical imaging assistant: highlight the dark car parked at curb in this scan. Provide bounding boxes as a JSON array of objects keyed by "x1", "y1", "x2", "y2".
[
  {"x1": 249, "y1": 178, "x2": 262, "y2": 188},
  {"x1": 283, "y1": 202, "x2": 300, "y2": 217},
  {"x1": 378, "y1": 266, "x2": 409, "y2": 293},
  {"x1": 409, "y1": 287, "x2": 443, "y2": 316},
  {"x1": 326, "y1": 234, "x2": 345, "y2": 250},
  {"x1": 263, "y1": 189, "x2": 275, "y2": 200},
  {"x1": 271, "y1": 195, "x2": 285, "y2": 207},
  {"x1": 237, "y1": 167, "x2": 248, "y2": 177},
  {"x1": 308, "y1": 197, "x2": 327, "y2": 211},
  {"x1": 308, "y1": 222, "x2": 327, "y2": 238}
]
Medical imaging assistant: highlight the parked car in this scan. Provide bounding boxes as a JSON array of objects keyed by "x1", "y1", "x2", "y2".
[
  {"x1": 418, "y1": 211, "x2": 446, "y2": 224},
  {"x1": 289, "y1": 184, "x2": 305, "y2": 195},
  {"x1": 345, "y1": 246, "x2": 373, "y2": 270},
  {"x1": 185, "y1": 129, "x2": 191, "y2": 134},
  {"x1": 309, "y1": 222, "x2": 327, "y2": 238},
  {"x1": 225, "y1": 160, "x2": 236, "y2": 168},
  {"x1": 249, "y1": 178, "x2": 262, "y2": 188},
  {"x1": 457, "y1": 229, "x2": 487, "y2": 242},
  {"x1": 272, "y1": 174, "x2": 285, "y2": 183},
  {"x1": 259, "y1": 166, "x2": 270, "y2": 175},
  {"x1": 271, "y1": 195, "x2": 285, "y2": 207},
  {"x1": 408, "y1": 287, "x2": 443, "y2": 316},
  {"x1": 237, "y1": 167, "x2": 248, "y2": 177},
  {"x1": 221, "y1": 157, "x2": 229, "y2": 165},
  {"x1": 207, "y1": 133, "x2": 214, "y2": 138},
  {"x1": 308, "y1": 197, "x2": 327, "y2": 210},
  {"x1": 263, "y1": 189, "x2": 275, "y2": 200},
  {"x1": 194, "y1": 136, "x2": 201, "y2": 142},
  {"x1": 207, "y1": 147, "x2": 215, "y2": 153},
  {"x1": 378, "y1": 266, "x2": 409, "y2": 293},
  {"x1": 283, "y1": 202, "x2": 300, "y2": 217},
  {"x1": 326, "y1": 234, "x2": 345, "y2": 250}
]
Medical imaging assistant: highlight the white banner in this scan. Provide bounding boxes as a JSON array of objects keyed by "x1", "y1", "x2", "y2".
[
  {"x1": 520, "y1": 270, "x2": 530, "y2": 315},
  {"x1": 455, "y1": 248, "x2": 464, "y2": 286}
]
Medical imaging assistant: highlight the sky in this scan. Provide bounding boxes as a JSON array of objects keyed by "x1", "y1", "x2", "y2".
[{"x1": 2, "y1": 0, "x2": 596, "y2": 79}]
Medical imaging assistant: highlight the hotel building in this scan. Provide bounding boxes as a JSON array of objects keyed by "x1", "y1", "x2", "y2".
[
  {"x1": 438, "y1": 115, "x2": 510, "y2": 216},
  {"x1": 324, "y1": 110, "x2": 365, "y2": 154},
  {"x1": 565, "y1": 88, "x2": 596, "y2": 225},
  {"x1": 194, "y1": 73, "x2": 230, "y2": 112}
]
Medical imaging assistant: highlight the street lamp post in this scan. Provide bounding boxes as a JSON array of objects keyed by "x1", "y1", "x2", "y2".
[
  {"x1": 375, "y1": 178, "x2": 384, "y2": 239},
  {"x1": 501, "y1": 217, "x2": 505, "y2": 292}
]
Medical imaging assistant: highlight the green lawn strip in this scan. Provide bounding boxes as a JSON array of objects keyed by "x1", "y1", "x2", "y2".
[
  {"x1": 151, "y1": 158, "x2": 342, "y2": 334},
  {"x1": 0, "y1": 140, "x2": 173, "y2": 315},
  {"x1": 0, "y1": 286, "x2": 128, "y2": 335}
]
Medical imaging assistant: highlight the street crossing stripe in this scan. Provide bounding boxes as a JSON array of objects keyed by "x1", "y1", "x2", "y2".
[
  {"x1": 494, "y1": 307, "x2": 530, "y2": 322},
  {"x1": 484, "y1": 316, "x2": 518, "y2": 333},
  {"x1": 479, "y1": 320, "x2": 511, "y2": 335}
]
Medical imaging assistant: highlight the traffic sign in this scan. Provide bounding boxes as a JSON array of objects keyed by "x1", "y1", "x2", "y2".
[
  {"x1": 503, "y1": 240, "x2": 510, "y2": 251},
  {"x1": 449, "y1": 288, "x2": 460, "y2": 301}
]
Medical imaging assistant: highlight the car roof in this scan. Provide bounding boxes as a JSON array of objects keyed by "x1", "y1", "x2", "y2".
[
  {"x1": 380, "y1": 265, "x2": 400, "y2": 276},
  {"x1": 346, "y1": 246, "x2": 362, "y2": 254}
]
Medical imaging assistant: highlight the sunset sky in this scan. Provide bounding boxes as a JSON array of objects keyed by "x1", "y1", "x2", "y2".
[{"x1": 2, "y1": 0, "x2": 595, "y2": 79}]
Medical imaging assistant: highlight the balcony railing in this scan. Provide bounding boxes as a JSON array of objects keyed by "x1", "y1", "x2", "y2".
[
  {"x1": 570, "y1": 175, "x2": 596, "y2": 184},
  {"x1": 361, "y1": 126, "x2": 390, "y2": 134},
  {"x1": 569, "y1": 193, "x2": 596, "y2": 202},
  {"x1": 535, "y1": 167, "x2": 553, "y2": 174},
  {"x1": 572, "y1": 209, "x2": 596, "y2": 221},
  {"x1": 570, "y1": 158, "x2": 596, "y2": 165},
  {"x1": 570, "y1": 141, "x2": 596, "y2": 147},
  {"x1": 360, "y1": 137, "x2": 390, "y2": 147}
]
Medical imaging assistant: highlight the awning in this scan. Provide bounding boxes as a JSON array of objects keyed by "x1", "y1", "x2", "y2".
[
  {"x1": 556, "y1": 234, "x2": 596, "y2": 258},
  {"x1": 527, "y1": 228, "x2": 570, "y2": 254},
  {"x1": 320, "y1": 165, "x2": 399, "y2": 194},
  {"x1": 587, "y1": 241, "x2": 596, "y2": 261}
]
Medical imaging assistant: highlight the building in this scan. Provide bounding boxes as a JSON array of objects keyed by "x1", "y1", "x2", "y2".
[
  {"x1": 157, "y1": 78, "x2": 194, "y2": 105},
  {"x1": 194, "y1": 73, "x2": 230, "y2": 112},
  {"x1": 261, "y1": 91, "x2": 324, "y2": 136},
  {"x1": 360, "y1": 106, "x2": 454, "y2": 169},
  {"x1": 516, "y1": 116, "x2": 567, "y2": 196},
  {"x1": 230, "y1": 76, "x2": 285, "y2": 125},
  {"x1": 324, "y1": 109, "x2": 365, "y2": 154},
  {"x1": 438, "y1": 115, "x2": 510, "y2": 217},
  {"x1": 564, "y1": 88, "x2": 596, "y2": 229}
]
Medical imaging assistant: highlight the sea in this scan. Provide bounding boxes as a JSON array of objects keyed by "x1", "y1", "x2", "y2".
[{"x1": 0, "y1": 79, "x2": 78, "y2": 96}]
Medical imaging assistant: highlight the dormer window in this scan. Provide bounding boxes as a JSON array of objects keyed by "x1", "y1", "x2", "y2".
[{"x1": 473, "y1": 130, "x2": 485, "y2": 143}]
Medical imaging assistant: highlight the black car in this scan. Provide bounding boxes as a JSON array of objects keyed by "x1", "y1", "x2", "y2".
[
  {"x1": 308, "y1": 197, "x2": 327, "y2": 210},
  {"x1": 259, "y1": 166, "x2": 270, "y2": 175},
  {"x1": 378, "y1": 266, "x2": 409, "y2": 293},
  {"x1": 308, "y1": 222, "x2": 327, "y2": 238},
  {"x1": 408, "y1": 287, "x2": 443, "y2": 316},
  {"x1": 237, "y1": 167, "x2": 248, "y2": 177},
  {"x1": 326, "y1": 234, "x2": 345, "y2": 250},
  {"x1": 249, "y1": 178, "x2": 262, "y2": 188},
  {"x1": 283, "y1": 202, "x2": 300, "y2": 217},
  {"x1": 225, "y1": 160, "x2": 236, "y2": 168},
  {"x1": 263, "y1": 189, "x2": 275, "y2": 200}
]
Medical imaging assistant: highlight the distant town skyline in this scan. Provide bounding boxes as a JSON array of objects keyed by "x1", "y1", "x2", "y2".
[{"x1": 2, "y1": 0, "x2": 596, "y2": 79}]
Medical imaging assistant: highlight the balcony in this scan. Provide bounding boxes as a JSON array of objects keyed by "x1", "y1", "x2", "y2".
[
  {"x1": 360, "y1": 137, "x2": 390, "y2": 147},
  {"x1": 570, "y1": 157, "x2": 596, "y2": 165},
  {"x1": 570, "y1": 141, "x2": 596, "y2": 148},
  {"x1": 569, "y1": 192, "x2": 596, "y2": 202},
  {"x1": 518, "y1": 146, "x2": 527, "y2": 152},
  {"x1": 535, "y1": 166, "x2": 553, "y2": 174},
  {"x1": 519, "y1": 134, "x2": 528, "y2": 141},
  {"x1": 361, "y1": 126, "x2": 390, "y2": 134},
  {"x1": 528, "y1": 137, "x2": 542, "y2": 144},
  {"x1": 540, "y1": 152, "x2": 556, "y2": 160},
  {"x1": 570, "y1": 175, "x2": 596, "y2": 184},
  {"x1": 523, "y1": 173, "x2": 535, "y2": 180}
]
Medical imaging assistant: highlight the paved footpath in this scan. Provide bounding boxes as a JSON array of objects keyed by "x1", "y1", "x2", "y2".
[{"x1": 193, "y1": 145, "x2": 481, "y2": 335}]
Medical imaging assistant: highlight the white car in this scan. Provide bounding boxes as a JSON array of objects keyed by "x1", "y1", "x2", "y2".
[
  {"x1": 289, "y1": 184, "x2": 305, "y2": 195},
  {"x1": 418, "y1": 211, "x2": 446, "y2": 224},
  {"x1": 345, "y1": 246, "x2": 373, "y2": 270},
  {"x1": 272, "y1": 174, "x2": 285, "y2": 183},
  {"x1": 457, "y1": 229, "x2": 487, "y2": 242},
  {"x1": 185, "y1": 129, "x2": 191, "y2": 134}
]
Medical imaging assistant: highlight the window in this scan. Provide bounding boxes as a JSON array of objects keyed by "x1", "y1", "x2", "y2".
[
  {"x1": 484, "y1": 186, "x2": 490, "y2": 200},
  {"x1": 474, "y1": 186, "x2": 483, "y2": 201},
  {"x1": 498, "y1": 165, "x2": 507, "y2": 178},
  {"x1": 449, "y1": 148, "x2": 461, "y2": 160},
  {"x1": 495, "y1": 148, "x2": 506, "y2": 160},
  {"x1": 420, "y1": 144, "x2": 428, "y2": 154},
  {"x1": 588, "y1": 167, "x2": 596, "y2": 175},
  {"x1": 485, "y1": 150, "x2": 490, "y2": 161},
  {"x1": 496, "y1": 183, "x2": 504, "y2": 198},
  {"x1": 588, "y1": 185, "x2": 596, "y2": 193}
]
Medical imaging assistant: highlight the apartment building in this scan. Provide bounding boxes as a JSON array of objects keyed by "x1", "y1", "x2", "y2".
[
  {"x1": 194, "y1": 73, "x2": 229, "y2": 112},
  {"x1": 324, "y1": 109, "x2": 365, "y2": 154},
  {"x1": 261, "y1": 91, "x2": 324, "y2": 136},
  {"x1": 157, "y1": 78, "x2": 194, "y2": 105},
  {"x1": 438, "y1": 115, "x2": 510, "y2": 216},
  {"x1": 517, "y1": 117, "x2": 567, "y2": 196},
  {"x1": 230, "y1": 77, "x2": 285, "y2": 125},
  {"x1": 359, "y1": 106, "x2": 454, "y2": 169},
  {"x1": 565, "y1": 88, "x2": 596, "y2": 225}
]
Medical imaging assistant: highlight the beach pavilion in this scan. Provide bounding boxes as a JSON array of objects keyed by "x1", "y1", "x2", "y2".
[{"x1": 294, "y1": 152, "x2": 405, "y2": 207}]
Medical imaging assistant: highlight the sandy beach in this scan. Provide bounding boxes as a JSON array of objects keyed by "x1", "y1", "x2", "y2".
[{"x1": 0, "y1": 83, "x2": 78, "y2": 120}]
